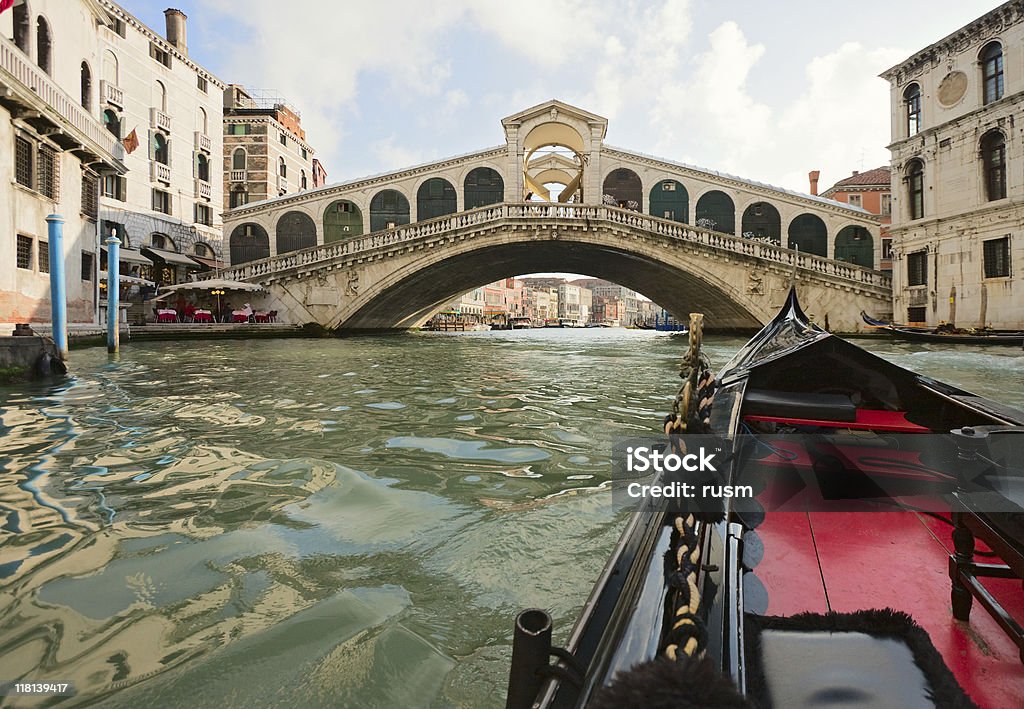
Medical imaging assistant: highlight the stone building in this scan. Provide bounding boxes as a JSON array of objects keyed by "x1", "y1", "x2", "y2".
[
  {"x1": 1, "y1": 0, "x2": 126, "y2": 324},
  {"x1": 882, "y1": 1, "x2": 1024, "y2": 328},
  {"x1": 223, "y1": 85, "x2": 317, "y2": 213},
  {"x1": 819, "y1": 167, "x2": 892, "y2": 272},
  {"x1": 95, "y1": 4, "x2": 226, "y2": 288}
]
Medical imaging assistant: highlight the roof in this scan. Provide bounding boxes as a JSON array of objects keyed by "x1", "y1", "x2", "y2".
[{"x1": 824, "y1": 166, "x2": 891, "y2": 191}]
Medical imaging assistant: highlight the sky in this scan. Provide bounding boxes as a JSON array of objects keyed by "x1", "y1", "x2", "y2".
[{"x1": 119, "y1": 0, "x2": 1000, "y2": 194}]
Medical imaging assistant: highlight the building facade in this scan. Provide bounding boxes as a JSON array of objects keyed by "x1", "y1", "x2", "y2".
[
  {"x1": 96, "y1": 4, "x2": 226, "y2": 288},
  {"x1": 882, "y1": 1, "x2": 1024, "y2": 327},
  {"x1": 820, "y1": 167, "x2": 892, "y2": 272},
  {"x1": 224, "y1": 85, "x2": 317, "y2": 214}
]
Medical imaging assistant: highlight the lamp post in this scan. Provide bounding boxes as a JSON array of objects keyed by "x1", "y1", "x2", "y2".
[{"x1": 212, "y1": 288, "x2": 224, "y2": 322}]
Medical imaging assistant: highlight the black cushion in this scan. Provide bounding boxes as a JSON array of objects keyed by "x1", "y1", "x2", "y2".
[{"x1": 745, "y1": 389, "x2": 857, "y2": 423}]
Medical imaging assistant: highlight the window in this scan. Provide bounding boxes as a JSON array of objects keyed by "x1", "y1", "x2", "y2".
[
  {"x1": 882, "y1": 239, "x2": 893, "y2": 260},
  {"x1": 880, "y1": 193, "x2": 891, "y2": 216},
  {"x1": 36, "y1": 17, "x2": 52, "y2": 75},
  {"x1": 983, "y1": 236, "x2": 1010, "y2": 278},
  {"x1": 229, "y1": 123, "x2": 252, "y2": 136},
  {"x1": 194, "y1": 203, "x2": 213, "y2": 226},
  {"x1": 198, "y1": 107, "x2": 208, "y2": 135},
  {"x1": 907, "y1": 250, "x2": 928, "y2": 286},
  {"x1": 663, "y1": 210, "x2": 675, "y2": 220},
  {"x1": 232, "y1": 148, "x2": 247, "y2": 170},
  {"x1": 102, "y1": 174, "x2": 126, "y2": 201},
  {"x1": 981, "y1": 42, "x2": 1004, "y2": 105},
  {"x1": 301, "y1": 147, "x2": 308, "y2": 160},
  {"x1": 17, "y1": 235, "x2": 33, "y2": 270},
  {"x1": 301, "y1": 170, "x2": 307, "y2": 190},
  {"x1": 847, "y1": 194, "x2": 862, "y2": 208},
  {"x1": 662, "y1": 180, "x2": 676, "y2": 191},
  {"x1": 197, "y1": 75, "x2": 208, "y2": 93},
  {"x1": 13, "y1": 2, "x2": 29, "y2": 52},
  {"x1": 279, "y1": 158, "x2": 287, "y2": 178},
  {"x1": 981, "y1": 131, "x2": 1006, "y2": 201},
  {"x1": 80, "y1": 62, "x2": 92, "y2": 110},
  {"x1": 150, "y1": 233, "x2": 167, "y2": 249},
  {"x1": 82, "y1": 252, "x2": 94, "y2": 281},
  {"x1": 904, "y1": 83, "x2": 921, "y2": 136},
  {"x1": 38, "y1": 241, "x2": 49, "y2": 273},
  {"x1": 15, "y1": 136, "x2": 33, "y2": 188},
  {"x1": 194, "y1": 242, "x2": 211, "y2": 257},
  {"x1": 81, "y1": 171, "x2": 98, "y2": 219},
  {"x1": 152, "y1": 189, "x2": 171, "y2": 215},
  {"x1": 196, "y1": 153, "x2": 210, "y2": 182},
  {"x1": 279, "y1": 132, "x2": 288, "y2": 146},
  {"x1": 907, "y1": 160, "x2": 924, "y2": 220},
  {"x1": 36, "y1": 145, "x2": 58, "y2": 200},
  {"x1": 229, "y1": 189, "x2": 249, "y2": 208},
  {"x1": 907, "y1": 306, "x2": 927, "y2": 323},
  {"x1": 153, "y1": 134, "x2": 169, "y2": 165},
  {"x1": 103, "y1": 109, "x2": 121, "y2": 139},
  {"x1": 150, "y1": 42, "x2": 171, "y2": 68},
  {"x1": 111, "y1": 18, "x2": 126, "y2": 37},
  {"x1": 153, "y1": 80, "x2": 167, "y2": 112}
]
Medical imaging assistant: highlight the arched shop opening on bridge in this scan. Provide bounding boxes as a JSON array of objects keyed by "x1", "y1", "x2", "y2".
[
  {"x1": 742, "y1": 202, "x2": 781, "y2": 243},
  {"x1": 370, "y1": 189, "x2": 410, "y2": 231},
  {"x1": 276, "y1": 212, "x2": 317, "y2": 255},
  {"x1": 417, "y1": 178, "x2": 457, "y2": 220},
  {"x1": 230, "y1": 223, "x2": 270, "y2": 264},
  {"x1": 788, "y1": 213, "x2": 828, "y2": 257},
  {"x1": 649, "y1": 180, "x2": 688, "y2": 223},
  {"x1": 695, "y1": 190, "x2": 735, "y2": 234},
  {"x1": 464, "y1": 168, "x2": 504, "y2": 209},
  {"x1": 834, "y1": 225, "x2": 874, "y2": 266},
  {"x1": 603, "y1": 168, "x2": 642, "y2": 210},
  {"x1": 324, "y1": 200, "x2": 363, "y2": 242}
]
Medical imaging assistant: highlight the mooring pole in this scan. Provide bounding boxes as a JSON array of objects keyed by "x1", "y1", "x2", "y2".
[
  {"x1": 46, "y1": 214, "x2": 68, "y2": 358},
  {"x1": 105, "y1": 233, "x2": 121, "y2": 353}
]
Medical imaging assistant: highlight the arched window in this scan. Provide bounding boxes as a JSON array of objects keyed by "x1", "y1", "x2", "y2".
[
  {"x1": 903, "y1": 83, "x2": 921, "y2": 137},
  {"x1": 324, "y1": 200, "x2": 363, "y2": 242},
  {"x1": 369, "y1": 189, "x2": 410, "y2": 231},
  {"x1": 741, "y1": 202, "x2": 781, "y2": 243},
  {"x1": 103, "y1": 109, "x2": 121, "y2": 139},
  {"x1": 981, "y1": 130, "x2": 1006, "y2": 201},
  {"x1": 229, "y1": 224, "x2": 270, "y2": 264},
  {"x1": 787, "y1": 214, "x2": 828, "y2": 257},
  {"x1": 417, "y1": 177, "x2": 457, "y2": 220},
  {"x1": 153, "y1": 80, "x2": 167, "y2": 112},
  {"x1": 198, "y1": 107, "x2": 208, "y2": 134},
  {"x1": 906, "y1": 160, "x2": 925, "y2": 220},
  {"x1": 276, "y1": 211, "x2": 317, "y2": 254},
  {"x1": 36, "y1": 16, "x2": 51, "y2": 74},
  {"x1": 464, "y1": 167, "x2": 504, "y2": 209},
  {"x1": 835, "y1": 226, "x2": 874, "y2": 266},
  {"x1": 279, "y1": 158, "x2": 287, "y2": 178},
  {"x1": 150, "y1": 233, "x2": 175, "y2": 251},
  {"x1": 229, "y1": 187, "x2": 249, "y2": 209},
  {"x1": 649, "y1": 180, "x2": 689, "y2": 223},
  {"x1": 196, "y1": 154, "x2": 210, "y2": 182},
  {"x1": 80, "y1": 62, "x2": 92, "y2": 110},
  {"x1": 193, "y1": 242, "x2": 211, "y2": 257},
  {"x1": 300, "y1": 170, "x2": 307, "y2": 190},
  {"x1": 981, "y1": 42, "x2": 1004, "y2": 105},
  {"x1": 13, "y1": 2, "x2": 30, "y2": 53},
  {"x1": 694, "y1": 190, "x2": 735, "y2": 234},
  {"x1": 232, "y1": 148, "x2": 247, "y2": 171},
  {"x1": 103, "y1": 49, "x2": 118, "y2": 85},
  {"x1": 153, "y1": 133, "x2": 169, "y2": 165},
  {"x1": 602, "y1": 168, "x2": 643, "y2": 211}
]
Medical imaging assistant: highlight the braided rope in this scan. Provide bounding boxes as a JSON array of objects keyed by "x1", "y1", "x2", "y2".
[{"x1": 663, "y1": 513, "x2": 706, "y2": 660}]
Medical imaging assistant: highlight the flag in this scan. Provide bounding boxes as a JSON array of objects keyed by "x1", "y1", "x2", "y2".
[
  {"x1": 122, "y1": 128, "x2": 140, "y2": 154},
  {"x1": 0, "y1": 0, "x2": 15, "y2": 15}
]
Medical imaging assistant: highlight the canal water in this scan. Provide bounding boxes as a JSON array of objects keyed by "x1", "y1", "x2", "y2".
[{"x1": 1, "y1": 329, "x2": 1022, "y2": 708}]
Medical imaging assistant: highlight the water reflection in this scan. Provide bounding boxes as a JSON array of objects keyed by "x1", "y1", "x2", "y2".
[{"x1": 0, "y1": 329, "x2": 1020, "y2": 706}]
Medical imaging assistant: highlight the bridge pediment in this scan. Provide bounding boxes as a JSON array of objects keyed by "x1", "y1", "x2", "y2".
[{"x1": 501, "y1": 99, "x2": 608, "y2": 138}]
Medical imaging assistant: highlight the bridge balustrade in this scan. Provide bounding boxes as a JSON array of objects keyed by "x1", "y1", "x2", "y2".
[{"x1": 215, "y1": 202, "x2": 891, "y2": 291}]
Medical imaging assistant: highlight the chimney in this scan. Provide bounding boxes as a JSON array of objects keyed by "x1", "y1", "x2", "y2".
[
  {"x1": 808, "y1": 170, "x2": 820, "y2": 196},
  {"x1": 852, "y1": 170, "x2": 859, "y2": 176},
  {"x1": 164, "y1": 9, "x2": 187, "y2": 55}
]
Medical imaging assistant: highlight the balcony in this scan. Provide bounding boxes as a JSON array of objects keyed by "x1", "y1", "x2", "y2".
[
  {"x1": 278, "y1": 176, "x2": 289, "y2": 193},
  {"x1": 151, "y1": 161, "x2": 171, "y2": 184},
  {"x1": 100, "y1": 80, "x2": 124, "y2": 109},
  {"x1": 229, "y1": 169, "x2": 247, "y2": 182},
  {"x1": 0, "y1": 34, "x2": 125, "y2": 171},
  {"x1": 194, "y1": 131, "x2": 212, "y2": 153},
  {"x1": 150, "y1": 107, "x2": 172, "y2": 133},
  {"x1": 194, "y1": 178, "x2": 212, "y2": 200}
]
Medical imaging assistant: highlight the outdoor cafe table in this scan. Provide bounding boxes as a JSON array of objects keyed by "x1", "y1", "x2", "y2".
[{"x1": 193, "y1": 309, "x2": 214, "y2": 323}]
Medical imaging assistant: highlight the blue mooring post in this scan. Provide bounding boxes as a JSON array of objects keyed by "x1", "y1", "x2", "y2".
[
  {"x1": 45, "y1": 214, "x2": 68, "y2": 358},
  {"x1": 105, "y1": 234, "x2": 121, "y2": 353}
]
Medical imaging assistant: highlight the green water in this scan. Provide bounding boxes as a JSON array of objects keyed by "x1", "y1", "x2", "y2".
[{"x1": 0, "y1": 330, "x2": 1021, "y2": 708}]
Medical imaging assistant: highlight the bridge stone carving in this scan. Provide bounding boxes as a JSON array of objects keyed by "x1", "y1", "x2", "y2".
[
  {"x1": 221, "y1": 203, "x2": 891, "y2": 332},
  {"x1": 220, "y1": 99, "x2": 891, "y2": 332}
]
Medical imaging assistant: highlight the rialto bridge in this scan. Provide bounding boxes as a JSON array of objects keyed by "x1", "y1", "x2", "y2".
[{"x1": 219, "y1": 100, "x2": 892, "y2": 332}]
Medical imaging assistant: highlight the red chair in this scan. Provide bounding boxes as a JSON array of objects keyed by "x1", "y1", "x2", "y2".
[
  {"x1": 183, "y1": 304, "x2": 197, "y2": 323},
  {"x1": 269, "y1": 310, "x2": 278, "y2": 323},
  {"x1": 254, "y1": 312, "x2": 270, "y2": 323}
]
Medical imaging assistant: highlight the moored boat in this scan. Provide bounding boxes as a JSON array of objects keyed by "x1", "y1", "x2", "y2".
[
  {"x1": 506, "y1": 289, "x2": 1024, "y2": 708},
  {"x1": 861, "y1": 311, "x2": 1024, "y2": 345}
]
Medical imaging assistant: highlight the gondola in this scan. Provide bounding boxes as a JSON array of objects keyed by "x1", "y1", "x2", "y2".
[
  {"x1": 507, "y1": 289, "x2": 1024, "y2": 709},
  {"x1": 861, "y1": 311, "x2": 1024, "y2": 345}
]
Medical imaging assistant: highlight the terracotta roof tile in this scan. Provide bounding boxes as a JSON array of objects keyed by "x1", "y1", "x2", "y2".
[{"x1": 826, "y1": 166, "x2": 891, "y2": 189}]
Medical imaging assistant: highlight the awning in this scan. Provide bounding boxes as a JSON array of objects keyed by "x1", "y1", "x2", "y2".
[
  {"x1": 141, "y1": 247, "x2": 203, "y2": 269},
  {"x1": 100, "y1": 274, "x2": 156, "y2": 286},
  {"x1": 159, "y1": 279, "x2": 265, "y2": 294},
  {"x1": 190, "y1": 255, "x2": 227, "y2": 271},
  {"x1": 102, "y1": 246, "x2": 151, "y2": 265}
]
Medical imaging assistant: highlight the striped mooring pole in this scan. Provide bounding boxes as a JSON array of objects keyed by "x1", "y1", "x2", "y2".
[{"x1": 45, "y1": 214, "x2": 68, "y2": 358}]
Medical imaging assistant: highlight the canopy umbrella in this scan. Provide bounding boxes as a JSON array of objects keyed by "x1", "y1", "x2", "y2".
[
  {"x1": 100, "y1": 274, "x2": 156, "y2": 286},
  {"x1": 158, "y1": 279, "x2": 265, "y2": 294}
]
